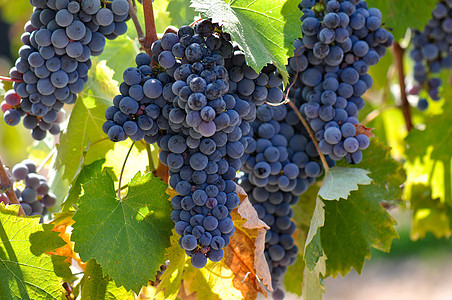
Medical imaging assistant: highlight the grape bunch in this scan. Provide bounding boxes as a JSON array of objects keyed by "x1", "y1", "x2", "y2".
[
  {"x1": 1, "y1": 0, "x2": 130, "y2": 140},
  {"x1": 408, "y1": 0, "x2": 452, "y2": 111},
  {"x1": 103, "y1": 20, "x2": 285, "y2": 268},
  {"x1": 102, "y1": 52, "x2": 167, "y2": 143},
  {"x1": 158, "y1": 22, "x2": 267, "y2": 269},
  {"x1": 2, "y1": 159, "x2": 57, "y2": 217},
  {"x1": 290, "y1": 0, "x2": 392, "y2": 164},
  {"x1": 239, "y1": 103, "x2": 329, "y2": 299}
]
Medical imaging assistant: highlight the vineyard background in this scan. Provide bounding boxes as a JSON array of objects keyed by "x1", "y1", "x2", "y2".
[{"x1": 1, "y1": 0, "x2": 452, "y2": 299}]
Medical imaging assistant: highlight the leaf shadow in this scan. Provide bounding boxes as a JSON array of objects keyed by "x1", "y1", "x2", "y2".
[
  {"x1": 29, "y1": 224, "x2": 65, "y2": 256},
  {"x1": 0, "y1": 222, "x2": 29, "y2": 299},
  {"x1": 29, "y1": 224, "x2": 73, "y2": 281}
]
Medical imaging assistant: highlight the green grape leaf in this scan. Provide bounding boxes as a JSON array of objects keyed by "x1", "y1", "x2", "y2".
[
  {"x1": 105, "y1": 281, "x2": 134, "y2": 300},
  {"x1": 79, "y1": 259, "x2": 108, "y2": 299},
  {"x1": 54, "y1": 61, "x2": 117, "y2": 185},
  {"x1": 0, "y1": 204, "x2": 67, "y2": 299},
  {"x1": 62, "y1": 159, "x2": 106, "y2": 211},
  {"x1": 304, "y1": 197, "x2": 325, "y2": 272},
  {"x1": 190, "y1": 0, "x2": 301, "y2": 83},
  {"x1": 405, "y1": 101, "x2": 452, "y2": 162},
  {"x1": 99, "y1": 36, "x2": 141, "y2": 83},
  {"x1": 304, "y1": 140, "x2": 403, "y2": 277},
  {"x1": 78, "y1": 259, "x2": 134, "y2": 300},
  {"x1": 302, "y1": 255, "x2": 326, "y2": 300},
  {"x1": 284, "y1": 183, "x2": 320, "y2": 296},
  {"x1": 319, "y1": 167, "x2": 372, "y2": 201},
  {"x1": 320, "y1": 140, "x2": 403, "y2": 276},
  {"x1": 155, "y1": 231, "x2": 187, "y2": 300},
  {"x1": 338, "y1": 139, "x2": 406, "y2": 205},
  {"x1": 167, "y1": 0, "x2": 197, "y2": 28},
  {"x1": 321, "y1": 190, "x2": 398, "y2": 277},
  {"x1": 409, "y1": 184, "x2": 452, "y2": 240},
  {"x1": 404, "y1": 102, "x2": 452, "y2": 234},
  {"x1": 368, "y1": 0, "x2": 437, "y2": 40},
  {"x1": 29, "y1": 223, "x2": 73, "y2": 282},
  {"x1": 71, "y1": 171, "x2": 173, "y2": 293}
]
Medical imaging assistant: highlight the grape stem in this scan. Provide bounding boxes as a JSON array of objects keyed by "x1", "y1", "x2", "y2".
[
  {"x1": 126, "y1": 0, "x2": 145, "y2": 44},
  {"x1": 37, "y1": 148, "x2": 57, "y2": 173},
  {"x1": 393, "y1": 42, "x2": 413, "y2": 132},
  {"x1": 118, "y1": 142, "x2": 135, "y2": 200},
  {"x1": 190, "y1": 18, "x2": 203, "y2": 27},
  {"x1": 288, "y1": 100, "x2": 330, "y2": 173},
  {"x1": 142, "y1": 0, "x2": 158, "y2": 56},
  {"x1": 361, "y1": 105, "x2": 397, "y2": 126},
  {"x1": 268, "y1": 44, "x2": 329, "y2": 173},
  {"x1": 0, "y1": 156, "x2": 26, "y2": 216},
  {"x1": 144, "y1": 142, "x2": 155, "y2": 172},
  {"x1": 0, "y1": 76, "x2": 23, "y2": 83}
]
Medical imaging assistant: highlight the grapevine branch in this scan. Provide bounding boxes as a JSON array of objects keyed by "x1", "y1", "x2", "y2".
[
  {"x1": 393, "y1": 42, "x2": 413, "y2": 132},
  {"x1": 142, "y1": 0, "x2": 158, "y2": 52},
  {"x1": 0, "y1": 156, "x2": 25, "y2": 216}
]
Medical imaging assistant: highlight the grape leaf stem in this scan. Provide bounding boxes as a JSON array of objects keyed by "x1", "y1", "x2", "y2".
[
  {"x1": 288, "y1": 100, "x2": 330, "y2": 174},
  {"x1": 0, "y1": 156, "x2": 25, "y2": 216},
  {"x1": 280, "y1": 44, "x2": 329, "y2": 173},
  {"x1": 393, "y1": 42, "x2": 413, "y2": 132},
  {"x1": 118, "y1": 142, "x2": 135, "y2": 200},
  {"x1": 37, "y1": 148, "x2": 57, "y2": 173},
  {"x1": 144, "y1": 142, "x2": 155, "y2": 172},
  {"x1": 0, "y1": 76, "x2": 23, "y2": 82}
]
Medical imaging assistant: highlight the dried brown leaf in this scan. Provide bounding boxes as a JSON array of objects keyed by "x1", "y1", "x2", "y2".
[
  {"x1": 226, "y1": 185, "x2": 273, "y2": 299},
  {"x1": 355, "y1": 124, "x2": 375, "y2": 138}
]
